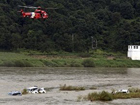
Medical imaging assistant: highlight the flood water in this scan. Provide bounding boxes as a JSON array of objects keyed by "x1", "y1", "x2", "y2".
[{"x1": 0, "y1": 67, "x2": 140, "y2": 105}]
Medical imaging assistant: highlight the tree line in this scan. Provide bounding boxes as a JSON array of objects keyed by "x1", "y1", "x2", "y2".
[{"x1": 0, "y1": 0, "x2": 140, "y2": 53}]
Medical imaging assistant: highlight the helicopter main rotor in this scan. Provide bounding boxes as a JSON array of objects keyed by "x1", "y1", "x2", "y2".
[{"x1": 18, "y1": 5, "x2": 58, "y2": 10}]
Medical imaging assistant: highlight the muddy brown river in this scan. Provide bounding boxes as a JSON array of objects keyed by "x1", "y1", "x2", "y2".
[{"x1": 0, "y1": 67, "x2": 140, "y2": 105}]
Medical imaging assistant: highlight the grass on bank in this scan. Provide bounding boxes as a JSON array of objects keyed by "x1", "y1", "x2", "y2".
[
  {"x1": 0, "y1": 52, "x2": 45, "y2": 67},
  {"x1": 0, "y1": 50, "x2": 140, "y2": 67}
]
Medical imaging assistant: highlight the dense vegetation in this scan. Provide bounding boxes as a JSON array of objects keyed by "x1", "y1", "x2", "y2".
[{"x1": 1, "y1": 0, "x2": 140, "y2": 53}]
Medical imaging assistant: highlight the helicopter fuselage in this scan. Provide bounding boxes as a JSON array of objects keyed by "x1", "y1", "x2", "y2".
[{"x1": 20, "y1": 9, "x2": 48, "y2": 19}]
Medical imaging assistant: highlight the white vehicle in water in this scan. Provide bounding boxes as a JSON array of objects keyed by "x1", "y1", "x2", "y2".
[
  {"x1": 27, "y1": 86, "x2": 46, "y2": 94},
  {"x1": 38, "y1": 88, "x2": 46, "y2": 93},
  {"x1": 8, "y1": 91, "x2": 22, "y2": 96},
  {"x1": 112, "y1": 89, "x2": 129, "y2": 94}
]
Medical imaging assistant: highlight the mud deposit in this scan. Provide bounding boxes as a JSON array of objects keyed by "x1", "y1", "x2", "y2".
[{"x1": 0, "y1": 67, "x2": 140, "y2": 105}]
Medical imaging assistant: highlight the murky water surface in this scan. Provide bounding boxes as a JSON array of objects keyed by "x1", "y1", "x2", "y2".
[{"x1": 0, "y1": 67, "x2": 140, "y2": 105}]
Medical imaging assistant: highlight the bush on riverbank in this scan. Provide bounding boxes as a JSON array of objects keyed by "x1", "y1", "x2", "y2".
[
  {"x1": 22, "y1": 89, "x2": 28, "y2": 95},
  {"x1": 87, "y1": 91, "x2": 113, "y2": 101},
  {"x1": 82, "y1": 59, "x2": 95, "y2": 67}
]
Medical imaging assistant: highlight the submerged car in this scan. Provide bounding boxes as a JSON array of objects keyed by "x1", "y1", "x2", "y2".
[
  {"x1": 8, "y1": 91, "x2": 22, "y2": 96},
  {"x1": 38, "y1": 88, "x2": 46, "y2": 93},
  {"x1": 27, "y1": 86, "x2": 46, "y2": 94},
  {"x1": 27, "y1": 86, "x2": 38, "y2": 94},
  {"x1": 113, "y1": 89, "x2": 129, "y2": 94}
]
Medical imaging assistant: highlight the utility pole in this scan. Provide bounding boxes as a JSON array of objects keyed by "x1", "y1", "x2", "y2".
[
  {"x1": 91, "y1": 36, "x2": 97, "y2": 50},
  {"x1": 72, "y1": 34, "x2": 74, "y2": 52}
]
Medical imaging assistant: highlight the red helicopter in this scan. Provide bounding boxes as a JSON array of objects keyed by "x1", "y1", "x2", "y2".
[{"x1": 18, "y1": 5, "x2": 57, "y2": 19}]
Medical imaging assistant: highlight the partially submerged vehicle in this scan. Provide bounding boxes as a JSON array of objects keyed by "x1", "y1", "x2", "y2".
[
  {"x1": 8, "y1": 91, "x2": 22, "y2": 96},
  {"x1": 113, "y1": 89, "x2": 129, "y2": 94},
  {"x1": 27, "y1": 86, "x2": 46, "y2": 94},
  {"x1": 27, "y1": 86, "x2": 38, "y2": 94},
  {"x1": 38, "y1": 88, "x2": 46, "y2": 93}
]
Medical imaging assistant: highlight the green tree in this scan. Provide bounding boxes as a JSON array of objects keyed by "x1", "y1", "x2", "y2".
[{"x1": 120, "y1": 2, "x2": 134, "y2": 19}]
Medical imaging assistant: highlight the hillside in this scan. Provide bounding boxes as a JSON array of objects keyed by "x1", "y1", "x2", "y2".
[{"x1": 0, "y1": 0, "x2": 140, "y2": 53}]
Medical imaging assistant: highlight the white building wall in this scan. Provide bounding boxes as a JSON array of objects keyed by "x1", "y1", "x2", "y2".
[{"x1": 127, "y1": 45, "x2": 140, "y2": 60}]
